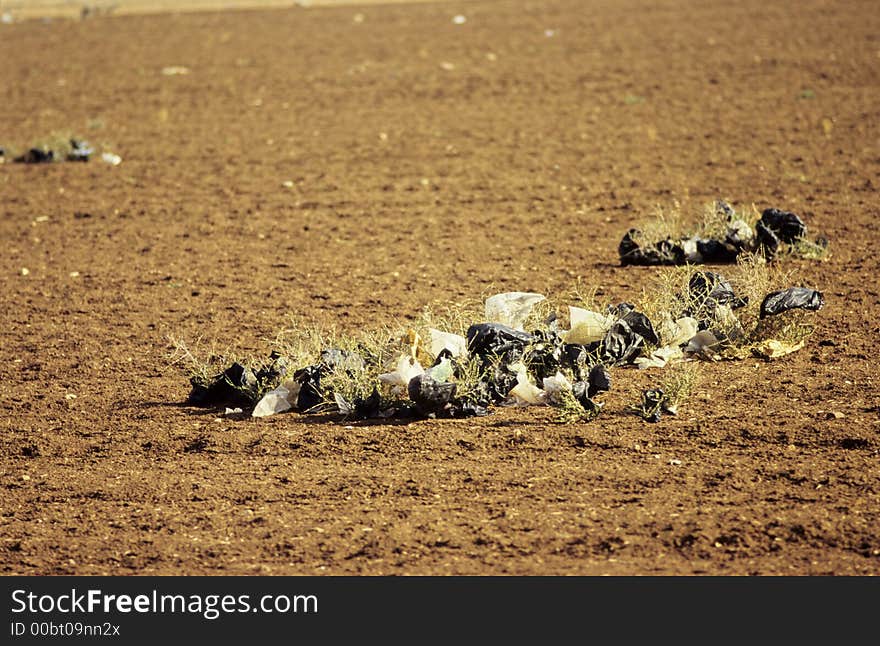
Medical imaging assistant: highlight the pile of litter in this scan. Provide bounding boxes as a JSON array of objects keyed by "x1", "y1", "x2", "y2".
[
  {"x1": 182, "y1": 276, "x2": 824, "y2": 424},
  {"x1": 619, "y1": 200, "x2": 828, "y2": 265},
  {"x1": 0, "y1": 138, "x2": 121, "y2": 165}
]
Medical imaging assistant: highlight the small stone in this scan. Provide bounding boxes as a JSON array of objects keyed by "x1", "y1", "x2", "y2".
[
  {"x1": 669, "y1": 459, "x2": 682, "y2": 466},
  {"x1": 20, "y1": 267, "x2": 29, "y2": 276},
  {"x1": 825, "y1": 411, "x2": 845, "y2": 420}
]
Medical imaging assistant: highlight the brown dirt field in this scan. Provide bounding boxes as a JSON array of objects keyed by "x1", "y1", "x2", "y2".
[{"x1": 1, "y1": 0, "x2": 879, "y2": 576}]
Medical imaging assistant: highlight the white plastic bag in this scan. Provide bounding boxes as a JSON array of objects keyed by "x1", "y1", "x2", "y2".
[
  {"x1": 378, "y1": 355, "x2": 424, "y2": 395},
  {"x1": 564, "y1": 306, "x2": 615, "y2": 344},
  {"x1": 252, "y1": 387, "x2": 292, "y2": 418},
  {"x1": 428, "y1": 328, "x2": 468, "y2": 358},
  {"x1": 542, "y1": 371, "x2": 573, "y2": 404},
  {"x1": 635, "y1": 345, "x2": 684, "y2": 370},
  {"x1": 508, "y1": 363, "x2": 546, "y2": 406},
  {"x1": 484, "y1": 292, "x2": 545, "y2": 330},
  {"x1": 658, "y1": 316, "x2": 699, "y2": 347}
]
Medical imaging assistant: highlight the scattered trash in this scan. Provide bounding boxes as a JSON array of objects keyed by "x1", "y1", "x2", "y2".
[
  {"x1": 452, "y1": 14, "x2": 467, "y2": 25},
  {"x1": 291, "y1": 365, "x2": 322, "y2": 412},
  {"x1": 760, "y1": 287, "x2": 824, "y2": 318},
  {"x1": 658, "y1": 316, "x2": 698, "y2": 347},
  {"x1": 600, "y1": 306, "x2": 658, "y2": 366},
  {"x1": 7, "y1": 137, "x2": 118, "y2": 165},
  {"x1": 180, "y1": 276, "x2": 822, "y2": 425},
  {"x1": 688, "y1": 271, "x2": 748, "y2": 312},
  {"x1": 161, "y1": 66, "x2": 191, "y2": 76},
  {"x1": 619, "y1": 229, "x2": 684, "y2": 266},
  {"x1": 619, "y1": 200, "x2": 826, "y2": 265},
  {"x1": 223, "y1": 407, "x2": 243, "y2": 416},
  {"x1": 1, "y1": 12, "x2": 13, "y2": 24}
]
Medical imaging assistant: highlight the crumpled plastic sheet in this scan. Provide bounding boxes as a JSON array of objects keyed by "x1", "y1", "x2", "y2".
[{"x1": 760, "y1": 287, "x2": 825, "y2": 318}]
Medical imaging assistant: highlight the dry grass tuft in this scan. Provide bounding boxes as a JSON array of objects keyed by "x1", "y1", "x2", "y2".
[{"x1": 659, "y1": 362, "x2": 701, "y2": 412}]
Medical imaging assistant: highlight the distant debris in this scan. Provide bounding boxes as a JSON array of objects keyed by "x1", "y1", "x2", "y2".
[{"x1": 161, "y1": 66, "x2": 191, "y2": 76}]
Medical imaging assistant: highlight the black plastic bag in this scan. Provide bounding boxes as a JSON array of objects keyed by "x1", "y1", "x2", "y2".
[
  {"x1": 760, "y1": 288, "x2": 825, "y2": 318},
  {"x1": 695, "y1": 239, "x2": 740, "y2": 263},
  {"x1": 14, "y1": 148, "x2": 54, "y2": 164},
  {"x1": 522, "y1": 329, "x2": 565, "y2": 381},
  {"x1": 760, "y1": 208, "x2": 807, "y2": 244},
  {"x1": 351, "y1": 388, "x2": 383, "y2": 420},
  {"x1": 408, "y1": 373, "x2": 457, "y2": 417},
  {"x1": 640, "y1": 389, "x2": 666, "y2": 423},
  {"x1": 187, "y1": 362, "x2": 257, "y2": 408},
  {"x1": 562, "y1": 343, "x2": 601, "y2": 381},
  {"x1": 601, "y1": 320, "x2": 645, "y2": 366},
  {"x1": 620, "y1": 309, "x2": 660, "y2": 346},
  {"x1": 619, "y1": 229, "x2": 686, "y2": 266},
  {"x1": 587, "y1": 365, "x2": 612, "y2": 398},
  {"x1": 254, "y1": 351, "x2": 288, "y2": 387},
  {"x1": 688, "y1": 271, "x2": 748, "y2": 311},
  {"x1": 755, "y1": 220, "x2": 781, "y2": 259},
  {"x1": 599, "y1": 306, "x2": 657, "y2": 365},
  {"x1": 446, "y1": 400, "x2": 490, "y2": 418},
  {"x1": 466, "y1": 323, "x2": 534, "y2": 358},
  {"x1": 571, "y1": 382, "x2": 602, "y2": 416},
  {"x1": 292, "y1": 365, "x2": 323, "y2": 412},
  {"x1": 467, "y1": 323, "x2": 534, "y2": 402}
]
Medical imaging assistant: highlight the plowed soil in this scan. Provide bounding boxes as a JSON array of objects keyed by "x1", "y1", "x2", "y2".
[{"x1": 1, "y1": 0, "x2": 879, "y2": 575}]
